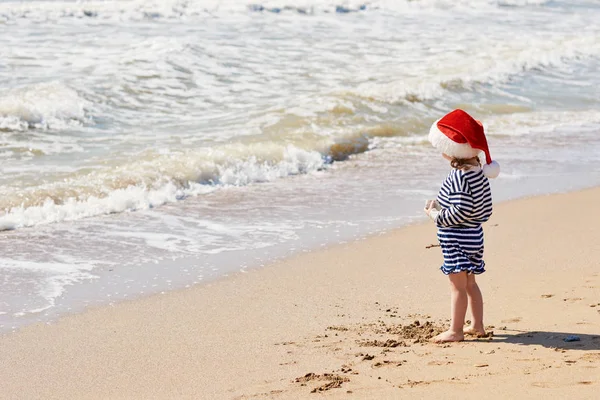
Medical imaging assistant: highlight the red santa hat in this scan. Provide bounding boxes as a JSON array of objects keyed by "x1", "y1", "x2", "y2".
[{"x1": 428, "y1": 109, "x2": 500, "y2": 178}]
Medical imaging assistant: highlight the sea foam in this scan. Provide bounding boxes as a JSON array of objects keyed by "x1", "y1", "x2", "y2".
[{"x1": 0, "y1": 82, "x2": 88, "y2": 131}]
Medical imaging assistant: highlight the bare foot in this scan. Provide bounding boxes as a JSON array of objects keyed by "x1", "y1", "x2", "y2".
[
  {"x1": 431, "y1": 330, "x2": 464, "y2": 343},
  {"x1": 464, "y1": 326, "x2": 487, "y2": 337}
]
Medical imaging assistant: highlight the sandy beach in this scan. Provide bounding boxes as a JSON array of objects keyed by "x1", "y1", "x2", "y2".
[{"x1": 1, "y1": 187, "x2": 599, "y2": 399}]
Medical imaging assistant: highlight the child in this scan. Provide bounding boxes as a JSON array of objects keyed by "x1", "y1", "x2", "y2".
[{"x1": 424, "y1": 109, "x2": 500, "y2": 343}]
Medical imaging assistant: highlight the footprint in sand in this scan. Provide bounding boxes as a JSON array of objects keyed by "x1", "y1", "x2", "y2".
[
  {"x1": 427, "y1": 360, "x2": 454, "y2": 366},
  {"x1": 580, "y1": 353, "x2": 600, "y2": 362},
  {"x1": 531, "y1": 382, "x2": 552, "y2": 388},
  {"x1": 501, "y1": 317, "x2": 522, "y2": 323}
]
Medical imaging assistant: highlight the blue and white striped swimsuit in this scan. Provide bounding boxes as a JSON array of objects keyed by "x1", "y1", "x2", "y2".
[{"x1": 435, "y1": 167, "x2": 493, "y2": 275}]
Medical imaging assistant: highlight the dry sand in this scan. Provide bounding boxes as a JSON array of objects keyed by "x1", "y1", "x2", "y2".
[{"x1": 1, "y1": 188, "x2": 599, "y2": 399}]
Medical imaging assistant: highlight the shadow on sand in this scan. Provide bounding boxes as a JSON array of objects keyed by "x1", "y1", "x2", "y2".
[{"x1": 488, "y1": 329, "x2": 600, "y2": 351}]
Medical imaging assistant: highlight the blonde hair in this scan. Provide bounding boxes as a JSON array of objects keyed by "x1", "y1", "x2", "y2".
[{"x1": 450, "y1": 156, "x2": 481, "y2": 171}]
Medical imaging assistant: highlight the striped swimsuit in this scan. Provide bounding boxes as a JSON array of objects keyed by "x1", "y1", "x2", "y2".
[{"x1": 435, "y1": 167, "x2": 493, "y2": 275}]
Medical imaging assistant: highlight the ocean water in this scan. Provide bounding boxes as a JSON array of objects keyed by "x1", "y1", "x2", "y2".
[{"x1": 1, "y1": 0, "x2": 600, "y2": 330}]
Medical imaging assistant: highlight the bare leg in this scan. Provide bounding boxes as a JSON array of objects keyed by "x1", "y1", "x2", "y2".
[
  {"x1": 431, "y1": 271, "x2": 467, "y2": 343},
  {"x1": 465, "y1": 274, "x2": 486, "y2": 336}
]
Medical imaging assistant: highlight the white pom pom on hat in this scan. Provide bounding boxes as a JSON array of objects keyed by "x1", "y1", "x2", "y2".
[
  {"x1": 428, "y1": 109, "x2": 500, "y2": 178},
  {"x1": 482, "y1": 160, "x2": 500, "y2": 179}
]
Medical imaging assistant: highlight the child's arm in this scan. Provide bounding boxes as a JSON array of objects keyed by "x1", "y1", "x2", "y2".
[
  {"x1": 433, "y1": 172, "x2": 475, "y2": 227},
  {"x1": 435, "y1": 190, "x2": 474, "y2": 227}
]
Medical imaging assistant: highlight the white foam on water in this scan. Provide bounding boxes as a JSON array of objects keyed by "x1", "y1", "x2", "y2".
[
  {"x1": 351, "y1": 30, "x2": 600, "y2": 104},
  {"x1": 0, "y1": 258, "x2": 97, "y2": 316},
  {"x1": 0, "y1": 82, "x2": 89, "y2": 131},
  {"x1": 2, "y1": 104, "x2": 599, "y2": 231},
  {"x1": 0, "y1": 0, "x2": 571, "y2": 21},
  {"x1": 0, "y1": 145, "x2": 326, "y2": 230},
  {"x1": 106, "y1": 217, "x2": 300, "y2": 255},
  {"x1": 485, "y1": 110, "x2": 600, "y2": 137}
]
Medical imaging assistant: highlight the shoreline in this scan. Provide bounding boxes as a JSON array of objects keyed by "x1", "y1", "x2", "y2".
[
  {"x1": 1, "y1": 187, "x2": 600, "y2": 399},
  {"x1": 3, "y1": 175, "x2": 600, "y2": 334}
]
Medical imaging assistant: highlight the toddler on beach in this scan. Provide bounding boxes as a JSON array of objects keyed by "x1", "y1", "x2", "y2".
[{"x1": 424, "y1": 109, "x2": 500, "y2": 343}]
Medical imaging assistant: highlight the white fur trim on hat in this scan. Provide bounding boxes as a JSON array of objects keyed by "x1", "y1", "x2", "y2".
[
  {"x1": 482, "y1": 160, "x2": 500, "y2": 179},
  {"x1": 428, "y1": 119, "x2": 480, "y2": 159}
]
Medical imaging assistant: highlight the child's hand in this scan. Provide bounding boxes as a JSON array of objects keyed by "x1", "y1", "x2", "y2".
[
  {"x1": 424, "y1": 200, "x2": 440, "y2": 220},
  {"x1": 424, "y1": 200, "x2": 434, "y2": 215}
]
